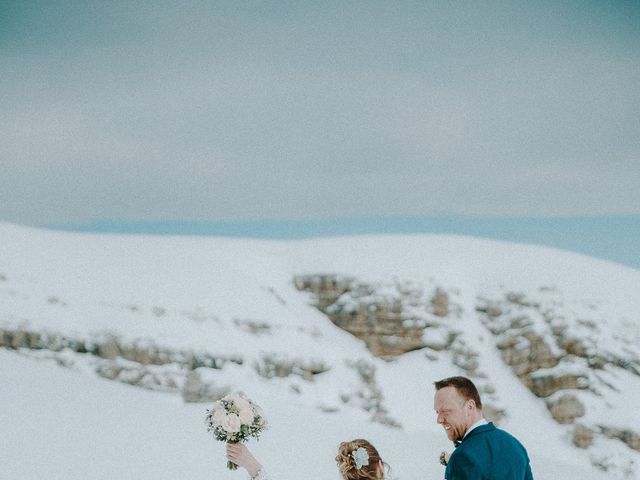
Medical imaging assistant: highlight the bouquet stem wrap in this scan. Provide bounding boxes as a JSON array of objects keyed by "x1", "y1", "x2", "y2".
[{"x1": 227, "y1": 440, "x2": 239, "y2": 470}]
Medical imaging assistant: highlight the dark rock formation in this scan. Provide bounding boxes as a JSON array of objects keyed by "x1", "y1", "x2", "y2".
[
  {"x1": 600, "y1": 426, "x2": 640, "y2": 452},
  {"x1": 547, "y1": 393, "x2": 586, "y2": 424},
  {"x1": 573, "y1": 423, "x2": 594, "y2": 448},
  {"x1": 294, "y1": 274, "x2": 452, "y2": 359}
]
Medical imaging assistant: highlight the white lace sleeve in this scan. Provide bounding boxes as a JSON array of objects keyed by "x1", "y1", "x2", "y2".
[{"x1": 252, "y1": 468, "x2": 269, "y2": 480}]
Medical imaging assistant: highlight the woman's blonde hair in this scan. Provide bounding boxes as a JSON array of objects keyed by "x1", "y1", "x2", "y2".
[{"x1": 335, "y1": 439, "x2": 388, "y2": 480}]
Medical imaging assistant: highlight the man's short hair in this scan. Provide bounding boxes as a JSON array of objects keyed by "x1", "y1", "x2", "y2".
[{"x1": 434, "y1": 376, "x2": 483, "y2": 409}]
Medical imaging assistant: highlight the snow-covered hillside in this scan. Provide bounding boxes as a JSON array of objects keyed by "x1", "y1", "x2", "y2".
[{"x1": 1, "y1": 222, "x2": 639, "y2": 479}]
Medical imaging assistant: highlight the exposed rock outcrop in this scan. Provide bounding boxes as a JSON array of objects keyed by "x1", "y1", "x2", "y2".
[
  {"x1": 495, "y1": 330, "x2": 559, "y2": 377},
  {"x1": 0, "y1": 326, "x2": 242, "y2": 369},
  {"x1": 573, "y1": 423, "x2": 594, "y2": 448},
  {"x1": 0, "y1": 326, "x2": 244, "y2": 394},
  {"x1": 254, "y1": 353, "x2": 329, "y2": 381},
  {"x1": 526, "y1": 371, "x2": 589, "y2": 398},
  {"x1": 600, "y1": 426, "x2": 640, "y2": 452},
  {"x1": 294, "y1": 274, "x2": 455, "y2": 359},
  {"x1": 343, "y1": 358, "x2": 401, "y2": 428},
  {"x1": 546, "y1": 393, "x2": 586, "y2": 424}
]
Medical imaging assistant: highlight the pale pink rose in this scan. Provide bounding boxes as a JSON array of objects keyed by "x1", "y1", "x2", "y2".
[{"x1": 222, "y1": 413, "x2": 241, "y2": 433}]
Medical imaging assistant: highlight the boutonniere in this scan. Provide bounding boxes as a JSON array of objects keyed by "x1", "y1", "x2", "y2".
[{"x1": 439, "y1": 451, "x2": 451, "y2": 466}]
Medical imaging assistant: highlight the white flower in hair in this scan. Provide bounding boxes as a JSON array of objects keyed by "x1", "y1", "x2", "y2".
[{"x1": 352, "y1": 447, "x2": 369, "y2": 469}]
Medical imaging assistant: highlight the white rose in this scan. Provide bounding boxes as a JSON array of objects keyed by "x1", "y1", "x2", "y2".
[
  {"x1": 211, "y1": 407, "x2": 227, "y2": 426},
  {"x1": 235, "y1": 397, "x2": 252, "y2": 413},
  {"x1": 238, "y1": 406, "x2": 254, "y2": 425},
  {"x1": 222, "y1": 413, "x2": 241, "y2": 433},
  {"x1": 224, "y1": 392, "x2": 242, "y2": 404}
]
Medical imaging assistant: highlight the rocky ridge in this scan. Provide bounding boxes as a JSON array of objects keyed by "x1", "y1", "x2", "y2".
[{"x1": 294, "y1": 273, "x2": 640, "y2": 475}]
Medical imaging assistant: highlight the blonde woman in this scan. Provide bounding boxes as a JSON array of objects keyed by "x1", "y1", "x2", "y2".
[{"x1": 226, "y1": 438, "x2": 389, "y2": 480}]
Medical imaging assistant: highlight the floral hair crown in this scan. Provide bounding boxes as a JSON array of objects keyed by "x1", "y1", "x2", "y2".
[{"x1": 351, "y1": 447, "x2": 369, "y2": 469}]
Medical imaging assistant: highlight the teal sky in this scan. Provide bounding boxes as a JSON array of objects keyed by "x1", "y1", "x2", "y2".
[{"x1": 1, "y1": 1, "x2": 639, "y2": 224}]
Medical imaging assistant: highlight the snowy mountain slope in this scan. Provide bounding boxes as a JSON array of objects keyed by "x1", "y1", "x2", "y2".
[
  {"x1": 1, "y1": 222, "x2": 639, "y2": 479},
  {"x1": 1, "y1": 349, "x2": 611, "y2": 480}
]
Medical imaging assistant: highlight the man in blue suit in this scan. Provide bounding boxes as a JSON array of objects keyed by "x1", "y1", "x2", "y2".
[{"x1": 434, "y1": 376, "x2": 534, "y2": 479}]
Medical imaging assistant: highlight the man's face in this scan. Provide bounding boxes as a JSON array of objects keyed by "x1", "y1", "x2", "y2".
[{"x1": 434, "y1": 386, "x2": 471, "y2": 442}]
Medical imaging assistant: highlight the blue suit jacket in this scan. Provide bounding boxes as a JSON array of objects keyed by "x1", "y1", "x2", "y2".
[{"x1": 445, "y1": 423, "x2": 533, "y2": 480}]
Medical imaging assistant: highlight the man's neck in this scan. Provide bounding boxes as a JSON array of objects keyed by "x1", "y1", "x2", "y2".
[{"x1": 463, "y1": 417, "x2": 488, "y2": 439}]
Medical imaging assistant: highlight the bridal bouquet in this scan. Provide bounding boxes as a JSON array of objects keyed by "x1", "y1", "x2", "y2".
[{"x1": 205, "y1": 392, "x2": 268, "y2": 470}]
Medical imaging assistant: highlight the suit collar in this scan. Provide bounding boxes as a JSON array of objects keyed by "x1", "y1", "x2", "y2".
[
  {"x1": 465, "y1": 422, "x2": 496, "y2": 439},
  {"x1": 454, "y1": 422, "x2": 496, "y2": 447},
  {"x1": 464, "y1": 418, "x2": 489, "y2": 439}
]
